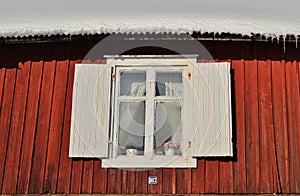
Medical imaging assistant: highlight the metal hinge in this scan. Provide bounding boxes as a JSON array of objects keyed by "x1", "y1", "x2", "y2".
[
  {"x1": 111, "y1": 73, "x2": 115, "y2": 81},
  {"x1": 111, "y1": 66, "x2": 115, "y2": 81}
]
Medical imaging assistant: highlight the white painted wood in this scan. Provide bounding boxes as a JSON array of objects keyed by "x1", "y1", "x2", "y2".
[
  {"x1": 104, "y1": 54, "x2": 199, "y2": 60},
  {"x1": 69, "y1": 57, "x2": 232, "y2": 165},
  {"x1": 102, "y1": 155, "x2": 197, "y2": 168},
  {"x1": 190, "y1": 62, "x2": 233, "y2": 157},
  {"x1": 69, "y1": 64, "x2": 111, "y2": 158}
]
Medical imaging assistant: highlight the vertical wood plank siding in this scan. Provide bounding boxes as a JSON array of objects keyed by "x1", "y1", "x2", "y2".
[{"x1": 0, "y1": 40, "x2": 299, "y2": 194}]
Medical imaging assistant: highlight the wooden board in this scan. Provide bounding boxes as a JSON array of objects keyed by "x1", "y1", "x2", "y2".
[
  {"x1": 244, "y1": 59, "x2": 260, "y2": 193},
  {"x1": 134, "y1": 169, "x2": 148, "y2": 194},
  {"x1": 191, "y1": 159, "x2": 205, "y2": 193},
  {"x1": 17, "y1": 59, "x2": 43, "y2": 193},
  {"x1": 2, "y1": 46, "x2": 30, "y2": 193},
  {"x1": 70, "y1": 159, "x2": 83, "y2": 193},
  {"x1": 231, "y1": 59, "x2": 247, "y2": 194},
  {"x1": 257, "y1": 59, "x2": 273, "y2": 193},
  {"x1": 0, "y1": 45, "x2": 17, "y2": 193},
  {"x1": 43, "y1": 59, "x2": 69, "y2": 193},
  {"x1": 148, "y1": 168, "x2": 162, "y2": 194},
  {"x1": 271, "y1": 60, "x2": 289, "y2": 193},
  {"x1": 92, "y1": 160, "x2": 107, "y2": 194},
  {"x1": 176, "y1": 168, "x2": 188, "y2": 194},
  {"x1": 81, "y1": 160, "x2": 94, "y2": 193},
  {"x1": 162, "y1": 168, "x2": 175, "y2": 194},
  {"x1": 285, "y1": 60, "x2": 300, "y2": 193},
  {"x1": 28, "y1": 59, "x2": 56, "y2": 194},
  {"x1": 56, "y1": 59, "x2": 80, "y2": 194},
  {"x1": 106, "y1": 169, "x2": 121, "y2": 194}
]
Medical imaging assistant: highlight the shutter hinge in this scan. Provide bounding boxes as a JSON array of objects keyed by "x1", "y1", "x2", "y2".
[
  {"x1": 111, "y1": 73, "x2": 115, "y2": 81},
  {"x1": 188, "y1": 72, "x2": 192, "y2": 80}
]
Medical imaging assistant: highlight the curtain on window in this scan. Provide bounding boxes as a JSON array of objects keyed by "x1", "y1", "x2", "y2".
[{"x1": 118, "y1": 71, "x2": 182, "y2": 155}]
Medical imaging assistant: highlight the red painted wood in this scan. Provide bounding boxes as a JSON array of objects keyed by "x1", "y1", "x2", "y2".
[
  {"x1": 219, "y1": 161, "x2": 233, "y2": 193},
  {"x1": 176, "y1": 168, "x2": 187, "y2": 194},
  {"x1": 148, "y1": 169, "x2": 162, "y2": 194},
  {"x1": 0, "y1": 40, "x2": 300, "y2": 194},
  {"x1": 162, "y1": 168, "x2": 173, "y2": 194},
  {"x1": 298, "y1": 60, "x2": 300, "y2": 192},
  {"x1": 126, "y1": 169, "x2": 136, "y2": 194},
  {"x1": 245, "y1": 60, "x2": 260, "y2": 193},
  {"x1": 231, "y1": 59, "x2": 247, "y2": 194},
  {"x1": 16, "y1": 43, "x2": 44, "y2": 194},
  {"x1": 172, "y1": 168, "x2": 176, "y2": 194},
  {"x1": 285, "y1": 61, "x2": 300, "y2": 193},
  {"x1": 135, "y1": 169, "x2": 148, "y2": 194},
  {"x1": 17, "y1": 60, "x2": 43, "y2": 193},
  {"x1": 266, "y1": 43, "x2": 281, "y2": 193},
  {"x1": 0, "y1": 44, "x2": 17, "y2": 192},
  {"x1": 43, "y1": 59, "x2": 69, "y2": 193},
  {"x1": 271, "y1": 60, "x2": 289, "y2": 193},
  {"x1": 187, "y1": 168, "x2": 192, "y2": 193},
  {"x1": 257, "y1": 60, "x2": 273, "y2": 193},
  {"x1": 28, "y1": 60, "x2": 56, "y2": 194},
  {"x1": 281, "y1": 59, "x2": 291, "y2": 194},
  {"x1": 81, "y1": 160, "x2": 94, "y2": 193},
  {"x1": 0, "y1": 68, "x2": 5, "y2": 112},
  {"x1": 107, "y1": 169, "x2": 121, "y2": 194},
  {"x1": 70, "y1": 159, "x2": 83, "y2": 193},
  {"x1": 191, "y1": 159, "x2": 205, "y2": 193},
  {"x1": 2, "y1": 55, "x2": 30, "y2": 193},
  {"x1": 121, "y1": 169, "x2": 127, "y2": 194},
  {"x1": 299, "y1": 61, "x2": 300, "y2": 91},
  {"x1": 92, "y1": 161, "x2": 107, "y2": 194},
  {"x1": 56, "y1": 60, "x2": 79, "y2": 194},
  {"x1": 205, "y1": 160, "x2": 219, "y2": 193},
  {"x1": 296, "y1": 61, "x2": 300, "y2": 193},
  {"x1": 0, "y1": 71, "x2": 17, "y2": 193}
]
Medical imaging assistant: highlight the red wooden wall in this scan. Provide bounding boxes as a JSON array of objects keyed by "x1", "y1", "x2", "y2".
[{"x1": 0, "y1": 39, "x2": 299, "y2": 194}]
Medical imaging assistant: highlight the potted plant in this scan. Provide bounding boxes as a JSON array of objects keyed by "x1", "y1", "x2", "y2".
[{"x1": 163, "y1": 141, "x2": 180, "y2": 156}]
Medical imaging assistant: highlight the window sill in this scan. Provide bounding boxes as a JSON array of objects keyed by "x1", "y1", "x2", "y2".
[{"x1": 101, "y1": 155, "x2": 197, "y2": 168}]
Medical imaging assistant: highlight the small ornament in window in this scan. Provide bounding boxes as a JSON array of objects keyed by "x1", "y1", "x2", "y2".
[
  {"x1": 163, "y1": 141, "x2": 180, "y2": 156},
  {"x1": 126, "y1": 144, "x2": 138, "y2": 156}
]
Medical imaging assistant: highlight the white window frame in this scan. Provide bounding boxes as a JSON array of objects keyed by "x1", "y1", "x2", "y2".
[{"x1": 103, "y1": 55, "x2": 197, "y2": 168}]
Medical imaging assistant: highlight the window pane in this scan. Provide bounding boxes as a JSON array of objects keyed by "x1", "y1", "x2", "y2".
[
  {"x1": 153, "y1": 101, "x2": 182, "y2": 155},
  {"x1": 120, "y1": 71, "x2": 146, "y2": 96},
  {"x1": 155, "y1": 71, "x2": 182, "y2": 97},
  {"x1": 118, "y1": 101, "x2": 145, "y2": 155}
]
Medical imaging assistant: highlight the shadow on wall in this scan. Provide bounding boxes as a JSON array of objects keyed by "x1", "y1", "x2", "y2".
[
  {"x1": 0, "y1": 40, "x2": 97, "y2": 69},
  {"x1": 1, "y1": 38, "x2": 300, "y2": 69}
]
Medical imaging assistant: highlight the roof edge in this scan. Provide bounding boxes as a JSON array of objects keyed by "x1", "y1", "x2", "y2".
[{"x1": 1, "y1": 32, "x2": 300, "y2": 44}]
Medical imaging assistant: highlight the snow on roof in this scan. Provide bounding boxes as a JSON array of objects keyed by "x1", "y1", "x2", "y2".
[{"x1": 1, "y1": 0, "x2": 300, "y2": 38}]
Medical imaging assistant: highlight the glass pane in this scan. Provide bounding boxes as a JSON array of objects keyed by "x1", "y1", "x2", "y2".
[
  {"x1": 120, "y1": 71, "x2": 146, "y2": 96},
  {"x1": 153, "y1": 101, "x2": 182, "y2": 155},
  {"x1": 118, "y1": 101, "x2": 145, "y2": 155},
  {"x1": 155, "y1": 71, "x2": 182, "y2": 97}
]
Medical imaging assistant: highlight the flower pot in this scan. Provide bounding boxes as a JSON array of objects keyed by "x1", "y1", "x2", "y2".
[{"x1": 165, "y1": 149, "x2": 175, "y2": 156}]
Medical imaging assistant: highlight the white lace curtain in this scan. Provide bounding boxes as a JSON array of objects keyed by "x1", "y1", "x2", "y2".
[{"x1": 118, "y1": 72, "x2": 182, "y2": 155}]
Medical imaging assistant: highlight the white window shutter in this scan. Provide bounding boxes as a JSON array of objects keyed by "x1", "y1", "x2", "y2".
[
  {"x1": 69, "y1": 64, "x2": 111, "y2": 158},
  {"x1": 184, "y1": 62, "x2": 232, "y2": 157}
]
